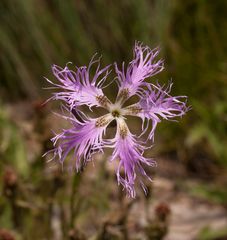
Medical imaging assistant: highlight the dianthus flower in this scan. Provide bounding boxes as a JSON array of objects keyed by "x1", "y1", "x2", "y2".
[{"x1": 45, "y1": 42, "x2": 188, "y2": 197}]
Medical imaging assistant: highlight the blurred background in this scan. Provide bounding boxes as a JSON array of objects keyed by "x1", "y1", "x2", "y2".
[{"x1": 0, "y1": 0, "x2": 227, "y2": 239}]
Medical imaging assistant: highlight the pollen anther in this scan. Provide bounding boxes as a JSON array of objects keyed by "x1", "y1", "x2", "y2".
[{"x1": 112, "y1": 110, "x2": 120, "y2": 118}]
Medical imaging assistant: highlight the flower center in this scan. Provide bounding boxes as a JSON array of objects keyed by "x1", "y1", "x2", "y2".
[{"x1": 112, "y1": 110, "x2": 120, "y2": 118}]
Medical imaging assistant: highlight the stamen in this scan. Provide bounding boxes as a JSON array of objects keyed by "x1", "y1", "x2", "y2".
[{"x1": 112, "y1": 110, "x2": 120, "y2": 118}]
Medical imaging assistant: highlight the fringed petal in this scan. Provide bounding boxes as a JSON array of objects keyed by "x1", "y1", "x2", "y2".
[
  {"x1": 108, "y1": 118, "x2": 156, "y2": 198},
  {"x1": 122, "y1": 82, "x2": 189, "y2": 141},
  {"x1": 46, "y1": 111, "x2": 113, "y2": 171},
  {"x1": 47, "y1": 56, "x2": 112, "y2": 109},
  {"x1": 115, "y1": 41, "x2": 164, "y2": 103}
]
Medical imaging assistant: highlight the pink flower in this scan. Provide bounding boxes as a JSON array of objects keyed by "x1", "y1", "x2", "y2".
[{"x1": 45, "y1": 42, "x2": 189, "y2": 197}]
